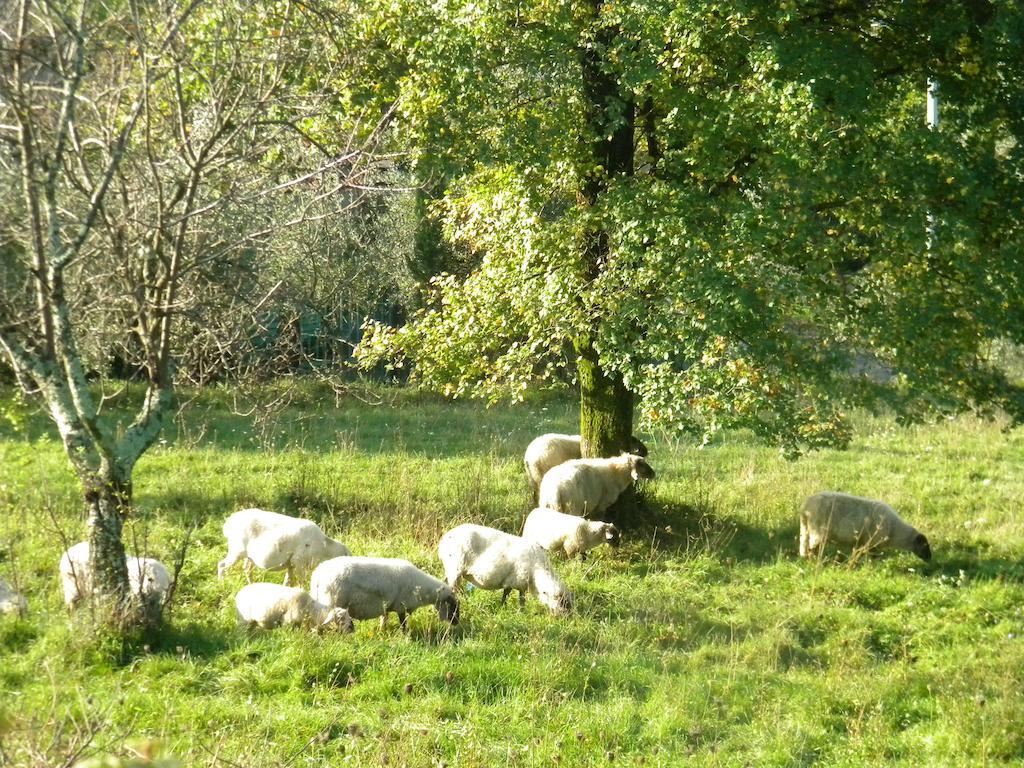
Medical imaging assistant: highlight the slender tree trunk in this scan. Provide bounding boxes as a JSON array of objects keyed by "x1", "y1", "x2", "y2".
[
  {"x1": 84, "y1": 470, "x2": 130, "y2": 599},
  {"x1": 82, "y1": 466, "x2": 160, "y2": 629},
  {"x1": 82, "y1": 468, "x2": 132, "y2": 626},
  {"x1": 577, "y1": 0, "x2": 635, "y2": 461}
]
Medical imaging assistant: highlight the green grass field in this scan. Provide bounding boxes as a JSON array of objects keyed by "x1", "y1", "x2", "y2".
[{"x1": 1, "y1": 385, "x2": 1022, "y2": 767}]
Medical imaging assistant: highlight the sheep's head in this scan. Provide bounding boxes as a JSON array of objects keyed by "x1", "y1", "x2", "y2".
[
  {"x1": 533, "y1": 566, "x2": 573, "y2": 616},
  {"x1": 911, "y1": 533, "x2": 932, "y2": 562},
  {"x1": 628, "y1": 436, "x2": 649, "y2": 457},
  {"x1": 324, "y1": 538, "x2": 350, "y2": 559},
  {"x1": 628, "y1": 455, "x2": 656, "y2": 481},
  {"x1": 553, "y1": 588, "x2": 574, "y2": 615},
  {"x1": 603, "y1": 523, "x2": 621, "y2": 547},
  {"x1": 319, "y1": 607, "x2": 355, "y2": 634},
  {"x1": 435, "y1": 588, "x2": 460, "y2": 625}
]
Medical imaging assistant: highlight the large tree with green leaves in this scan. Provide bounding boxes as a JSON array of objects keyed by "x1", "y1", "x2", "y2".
[{"x1": 356, "y1": 0, "x2": 1024, "y2": 469}]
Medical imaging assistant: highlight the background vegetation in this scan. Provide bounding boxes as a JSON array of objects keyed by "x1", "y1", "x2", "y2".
[{"x1": 1, "y1": 385, "x2": 1021, "y2": 766}]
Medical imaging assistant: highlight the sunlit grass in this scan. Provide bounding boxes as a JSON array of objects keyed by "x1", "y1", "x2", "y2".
[{"x1": 1, "y1": 385, "x2": 1022, "y2": 766}]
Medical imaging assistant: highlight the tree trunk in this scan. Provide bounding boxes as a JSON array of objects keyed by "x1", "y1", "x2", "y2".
[
  {"x1": 575, "y1": 2, "x2": 640, "y2": 522},
  {"x1": 83, "y1": 468, "x2": 159, "y2": 629},
  {"x1": 577, "y1": 335, "x2": 634, "y2": 458},
  {"x1": 576, "y1": 0, "x2": 636, "y2": 458}
]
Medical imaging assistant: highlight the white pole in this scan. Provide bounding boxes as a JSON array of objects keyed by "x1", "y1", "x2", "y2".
[
  {"x1": 926, "y1": 78, "x2": 940, "y2": 250},
  {"x1": 927, "y1": 78, "x2": 940, "y2": 130}
]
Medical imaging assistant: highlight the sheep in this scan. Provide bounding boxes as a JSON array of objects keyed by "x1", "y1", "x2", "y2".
[
  {"x1": 537, "y1": 453, "x2": 655, "y2": 517},
  {"x1": 309, "y1": 556, "x2": 460, "y2": 631},
  {"x1": 524, "y1": 433, "x2": 649, "y2": 498},
  {"x1": 218, "y1": 508, "x2": 350, "y2": 586},
  {"x1": 0, "y1": 577, "x2": 27, "y2": 616},
  {"x1": 799, "y1": 491, "x2": 932, "y2": 562},
  {"x1": 437, "y1": 523, "x2": 573, "y2": 615},
  {"x1": 521, "y1": 506, "x2": 620, "y2": 560},
  {"x1": 59, "y1": 541, "x2": 171, "y2": 609},
  {"x1": 234, "y1": 582, "x2": 354, "y2": 632}
]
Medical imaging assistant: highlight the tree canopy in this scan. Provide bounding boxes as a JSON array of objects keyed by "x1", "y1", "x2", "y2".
[{"x1": 356, "y1": 0, "x2": 1024, "y2": 455}]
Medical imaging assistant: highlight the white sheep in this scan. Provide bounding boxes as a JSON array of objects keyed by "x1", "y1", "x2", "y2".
[
  {"x1": 537, "y1": 453, "x2": 655, "y2": 517},
  {"x1": 309, "y1": 556, "x2": 460, "y2": 631},
  {"x1": 218, "y1": 508, "x2": 350, "y2": 586},
  {"x1": 437, "y1": 523, "x2": 573, "y2": 614},
  {"x1": 0, "y1": 576, "x2": 27, "y2": 616},
  {"x1": 521, "y1": 506, "x2": 620, "y2": 560},
  {"x1": 234, "y1": 582, "x2": 354, "y2": 632},
  {"x1": 799, "y1": 491, "x2": 932, "y2": 562},
  {"x1": 59, "y1": 541, "x2": 171, "y2": 609},
  {"x1": 523, "y1": 433, "x2": 649, "y2": 497}
]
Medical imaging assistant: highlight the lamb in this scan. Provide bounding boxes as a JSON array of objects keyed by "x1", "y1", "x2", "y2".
[
  {"x1": 437, "y1": 523, "x2": 573, "y2": 615},
  {"x1": 218, "y1": 508, "x2": 350, "y2": 586},
  {"x1": 799, "y1": 491, "x2": 932, "y2": 562},
  {"x1": 537, "y1": 453, "x2": 655, "y2": 517},
  {"x1": 521, "y1": 506, "x2": 620, "y2": 560},
  {"x1": 234, "y1": 582, "x2": 354, "y2": 632},
  {"x1": 59, "y1": 541, "x2": 171, "y2": 609},
  {"x1": 0, "y1": 577, "x2": 27, "y2": 616},
  {"x1": 524, "y1": 433, "x2": 649, "y2": 497},
  {"x1": 309, "y1": 556, "x2": 460, "y2": 631}
]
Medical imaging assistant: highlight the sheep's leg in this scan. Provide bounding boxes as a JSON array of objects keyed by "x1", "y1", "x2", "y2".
[
  {"x1": 379, "y1": 614, "x2": 388, "y2": 630},
  {"x1": 501, "y1": 588, "x2": 512, "y2": 606},
  {"x1": 518, "y1": 591, "x2": 526, "y2": 608},
  {"x1": 219, "y1": 548, "x2": 247, "y2": 580},
  {"x1": 242, "y1": 558, "x2": 255, "y2": 583},
  {"x1": 398, "y1": 612, "x2": 409, "y2": 633},
  {"x1": 798, "y1": 520, "x2": 809, "y2": 558},
  {"x1": 283, "y1": 568, "x2": 292, "y2": 587},
  {"x1": 808, "y1": 533, "x2": 824, "y2": 560}
]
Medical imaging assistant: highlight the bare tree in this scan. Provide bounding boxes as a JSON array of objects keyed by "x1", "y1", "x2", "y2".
[{"x1": 0, "y1": 0, "x2": 393, "y2": 628}]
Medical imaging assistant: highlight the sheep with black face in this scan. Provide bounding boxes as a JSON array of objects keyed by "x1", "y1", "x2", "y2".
[{"x1": 799, "y1": 491, "x2": 932, "y2": 562}]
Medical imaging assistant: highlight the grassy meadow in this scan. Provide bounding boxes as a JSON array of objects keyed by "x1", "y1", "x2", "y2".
[{"x1": 0, "y1": 384, "x2": 1022, "y2": 766}]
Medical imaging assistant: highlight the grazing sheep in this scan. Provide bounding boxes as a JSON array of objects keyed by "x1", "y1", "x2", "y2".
[
  {"x1": 59, "y1": 541, "x2": 171, "y2": 609},
  {"x1": 437, "y1": 523, "x2": 573, "y2": 615},
  {"x1": 309, "y1": 556, "x2": 459, "y2": 631},
  {"x1": 0, "y1": 577, "x2": 27, "y2": 616},
  {"x1": 521, "y1": 506, "x2": 620, "y2": 560},
  {"x1": 799, "y1": 491, "x2": 932, "y2": 562},
  {"x1": 524, "y1": 433, "x2": 649, "y2": 497},
  {"x1": 218, "y1": 508, "x2": 350, "y2": 586},
  {"x1": 234, "y1": 582, "x2": 353, "y2": 632},
  {"x1": 537, "y1": 453, "x2": 655, "y2": 517}
]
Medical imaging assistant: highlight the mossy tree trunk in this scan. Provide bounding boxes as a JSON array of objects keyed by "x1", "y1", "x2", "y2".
[
  {"x1": 83, "y1": 469, "x2": 132, "y2": 620},
  {"x1": 577, "y1": 334, "x2": 634, "y2": 458}
]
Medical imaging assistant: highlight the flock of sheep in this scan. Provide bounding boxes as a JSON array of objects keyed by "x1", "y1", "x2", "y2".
[{"x1": 0, "y1": 432, "x2": 934, "y2": 630}]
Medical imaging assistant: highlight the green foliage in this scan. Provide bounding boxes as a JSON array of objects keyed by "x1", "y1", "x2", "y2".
[{"x1": 353, "y1": 0, "x2": 1024, "y2": 454}]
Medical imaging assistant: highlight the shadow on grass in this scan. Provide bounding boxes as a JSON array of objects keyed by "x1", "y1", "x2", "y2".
[
  {"x1": 919, "y1": 544, "x2": 1024, "y2": 583},
  {"x1": 140, "y1": 620, "x2": 237, "y2": 662},
  {"x1": 618, "y1": 493, "x2": 783, "y2": 566}
]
